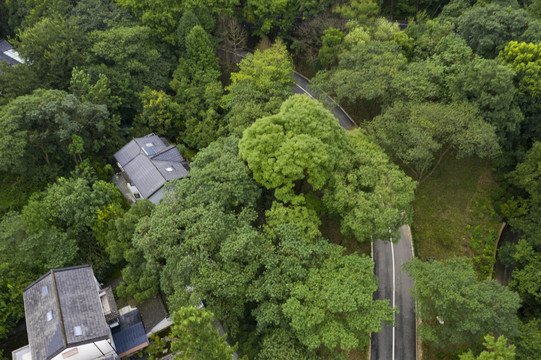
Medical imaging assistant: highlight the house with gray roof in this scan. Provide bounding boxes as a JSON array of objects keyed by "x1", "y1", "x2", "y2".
[
  {"x1": 113, "y1": 134, "x2": 190, "y2": 204},
  {"x1": 12, "y1": 265, "x2": 148, "y2": 360},
  {"x1": 0, "y1": 39, "x2": 23, "y2": 70}
]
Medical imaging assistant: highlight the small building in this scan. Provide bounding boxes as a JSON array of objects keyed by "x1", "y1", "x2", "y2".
[
  {"x1": 0, "y1": 39, "x2": 23, "y2": 69},
  {"x1": 113, "y1": 134, "x2": 190, "y2": 205},
  {"x1": 12, "y1": 265, "x2": 148, "y2": 360}
]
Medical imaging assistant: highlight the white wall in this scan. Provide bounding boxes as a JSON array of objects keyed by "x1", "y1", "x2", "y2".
[{"x1": 51, "y1": 340, "x2": 116, "y2": 360}]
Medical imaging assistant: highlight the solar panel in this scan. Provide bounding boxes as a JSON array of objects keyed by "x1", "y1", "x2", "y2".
[{"x1": 142, "y1": 147, "x2": 156, "y2": 156}]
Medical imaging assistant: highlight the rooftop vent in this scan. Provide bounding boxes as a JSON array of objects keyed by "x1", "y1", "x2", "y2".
[
  {"x1": 74, "y1": 326, "x2": 82, "y2": 337},
  {"x1": 46, "y1": 311, "x2": 52, "y2": 321},
  {"x1": 165, "y1": 167, "x2": 173, "y2": 172}
]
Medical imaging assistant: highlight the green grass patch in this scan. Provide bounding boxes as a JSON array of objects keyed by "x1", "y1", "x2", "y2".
[{"x1": 412, "y1": 156, "x2": 501, "y2": 266}]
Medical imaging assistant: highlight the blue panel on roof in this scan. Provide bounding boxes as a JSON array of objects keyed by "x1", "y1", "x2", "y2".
[{"x1": 143, "y1": 147, "x2": 156, "y2": 156}]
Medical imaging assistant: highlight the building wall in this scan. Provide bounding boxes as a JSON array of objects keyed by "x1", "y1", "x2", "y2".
[
  {"x1": 148, "y1": 187, "x2": 165, "y2": 205},
  {"x1": 51, "y1": 340, "x2": 116, "y2": 360}
]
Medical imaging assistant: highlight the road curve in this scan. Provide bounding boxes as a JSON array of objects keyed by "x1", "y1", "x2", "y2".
[{"x1": 371, "y1": 226, "x2": 416, "y2": 360}]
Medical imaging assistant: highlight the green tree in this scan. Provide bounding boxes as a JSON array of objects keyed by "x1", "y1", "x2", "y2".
[
  {"x1": 170, "y1": 306, "x2": 236, "y2": 360},
  {"x1": 318, "y1": 27, "x2": 344, "y2": 68},
  {"x1": 0, "y1": 89, "x2": 117, "y2": 177},
  {"x1": 404, "y1": 258, "x2": 521, "y2": 353},
  {"x1": 509, "y1": 240, "x2": 541, "y2": 315},
  {"x1": 369, "y1": 102, "x2": 500, "y2": 184},
  {"x1": 313, "y1": 41, "x2": 407, "y2": 120},
  {"x1": 333, "y1": 0, "x2": 379, "y2": 21},
  {"x1": 450, "y1": 57, "x2": 523, "y2": 144},
  {"x1": 223, "y1": 41, "x2": 294, "y2": 137},
  {"x1": 70, "y1": 0, "x2": 134, "y2": 32},
  {"x1": 459, "y1": 335, "x2": 515, "y2": 360},
  {"x1": 514, "y1": 319, "x2": 541, "y2": 360},
  {"x1": 282, "y1": 245, "x2": 393, "y2": 356},
  {"x1": 0, "y1": 62, "x2": 40, "y2": 106},
  {"x1": 86, "y1": 25, "x2": 171, "y2": 118},
  {"x1": 132, "y1": 87, "x2": 182, "y2": 139},
  {"x1": 456, "y1": 3, "x2": 541, "y2": 59},
  {"x1": 5, "y1": 0, "x2": 74, "y2": 32},
  {"x1": 14, "y1": 17, "x2": 89, "y2": 89},
  {"x1": 243, "y1": 0, "x2": 296, "y2": 36},
  {"x1": 171, "y1": 25, "x2": 223, "y2": 149}
]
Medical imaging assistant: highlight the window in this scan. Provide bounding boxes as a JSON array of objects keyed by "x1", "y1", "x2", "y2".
[
  {"x1": 74, "y1": 326, "x2": 82, "y2": 337},
  {"x1": 134, "y1": 193, "x2": 141, "y2": 199},
  {"x1": 42, "y1": 286, "x2": 48, "y2": 296},
  {"x1": 165, "y1": 167, "x2": 173, "y2": 172},
  {"x1": 46, "y1": 311, "x2": 52, "y2": 321}
]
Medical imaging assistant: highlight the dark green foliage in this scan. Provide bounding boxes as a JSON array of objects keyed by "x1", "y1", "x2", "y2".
[
  {"x1": 70, "y1": 0, "x2": 135, "y2": 32},
  {"x1": 171, "y1": 25, "x2": 223, "y2": 149},
  {"x1": 456, "y1": 3, "x2": 541, "y2": 59},
  {"x1": 404, "y1": 257, "x2": 521, "y2": 353}
]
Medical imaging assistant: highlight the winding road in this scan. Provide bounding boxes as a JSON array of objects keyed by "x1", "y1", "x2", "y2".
[{"x1": 220, "y1": 46, "x2": 416, "y2": 359}]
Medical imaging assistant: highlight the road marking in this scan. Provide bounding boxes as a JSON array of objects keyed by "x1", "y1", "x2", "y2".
[
  {"x1": 391, "y1": 241, "x2": 396, "y2": 360},
  {"x1": 294, "y1": 83, "x2": 314, "y2": 98}
]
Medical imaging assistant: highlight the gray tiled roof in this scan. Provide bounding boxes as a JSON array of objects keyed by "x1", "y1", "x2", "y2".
[
  {"x1": 114, "y1": 134, "x2": 189, "y2": 199},
  {"x1": 23, "y1": 265, "x2": 110, "y2": 360},
  {"x1": 0, "y1": 40, "x2": 12, "y2": 52},
  {"x1": 112, "y1": 309, "x2": 148, "y2": 357}
]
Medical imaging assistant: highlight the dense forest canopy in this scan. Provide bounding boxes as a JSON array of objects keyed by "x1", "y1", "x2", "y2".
[{"x1": 0, "y1": 0, "x2": 540, "y2": 358}]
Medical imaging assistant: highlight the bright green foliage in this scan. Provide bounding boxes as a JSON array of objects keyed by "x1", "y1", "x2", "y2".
[
  {"x1": 369, "y1": 102, "x2": 500, "y2": 184},
  {"x1": 15, "y1": 17, "x2": 89, "y2": 89},
  {"x1": 265, "y1": 201, "x2": 322, "y2": 241},
  {"x1": 404, "y1": 258, "x2": 521, "y2": 353},
  {"x1": 170, "y1": 306, "x2": 235, "y2": 360},
  {"x1": 257, "y1": 329, "x2": 311, "y2": 360},
  {"x1": 133, "y1": 88, "x2": 182, "y2": 139},
  {"x1": 174, "y1": 10, "x2": 200, "y2": 54},
  {"x1": 171, "y1": 25, "x2": 223, "y2": 149},
  {"x1": 459, "y1": 335, "x2": 515, "y2": 360},
  {"x1": 389, "y1": 59, "x2": 444, "y2": 103},
  {"x1": 224, "y1": 41, "x2": 294, "y2": 136},
  {"x1": 313, "y1": 41, "x2": 407, "y2": 120},
  {"x1": 456, "y1": 4, "x2": 541, "y2": 59},
  {"x1": 87, "y1": 25, "x2": 170, "y2": 117},
  {"x1": 239, "y1": 95, "x2": 347, "y2": 203},
  {"x1": 282, "y1": 245, "x2": 393, "y2": 355},
  {"x1": 323, "y1": 130, "x2": 416, "y2": 242},
  {"x1": 499, "y1": 41, "x2": 541, "y2": 142},
  {"x1": 333, "y1": 0, "x2": 379, "y2": 21},
  {"x1": 0, "y1": 89, "x2": 117, "y2": 176},
  {"x1": 318, "y1": 28, "x2": 344, "y2": 68},
  {"x1": 450, "y1": 57, "x2": 523, "y2": 143},
  {"x1": 244, "y1": 0, "x2": 296, "y2": 36}
]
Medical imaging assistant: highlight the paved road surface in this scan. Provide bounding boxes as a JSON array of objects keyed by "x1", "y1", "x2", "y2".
[{"x1": 371, "y1": 226, "x2": 416, "y2": 360}]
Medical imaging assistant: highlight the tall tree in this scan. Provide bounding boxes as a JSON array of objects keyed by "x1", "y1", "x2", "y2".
[
  {"x1": 369, "y1": 101, "x2": 500, "y2": 185},
  {"x1": 223, "y1": 41, "x2": 294, "y2": 137},
  {"x1": 171, "y1": 25, "x2": 223, "y2": 149},
  {"x1": 459, "y1": 335, "x2": 515, "y2": 360},
  {"x1": 404, "y1": 258, "x2": 521, "y2": 353}
]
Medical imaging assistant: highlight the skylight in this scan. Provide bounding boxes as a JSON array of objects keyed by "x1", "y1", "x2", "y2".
[
  {"x1": 145, "y1": 142, "x2": 154, "y2": 147},
  {"x1": 74, "y1": 326, "x2": 82, "y2": 336},
  {"x1": 142, "y1": 146, "x2": 156, "y2": 156},
  {"x1": 42, "y1": 286, "x2": 48, "y2": 296},
  {"x1": 165, "y1": 167, "x2": 174, "y2": 172},
  {"x1": 46, "y1": 311, "x2": 52, "y2": 321}
]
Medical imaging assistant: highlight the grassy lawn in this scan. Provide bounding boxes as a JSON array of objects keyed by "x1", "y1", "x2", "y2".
[{"x1": 412, "y1": 156, "x2": 501, "y2": 266}]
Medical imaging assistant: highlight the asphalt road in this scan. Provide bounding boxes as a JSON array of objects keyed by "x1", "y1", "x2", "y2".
[{"x1": 371, "y1": 226, "x2": 416, "y2": 360}]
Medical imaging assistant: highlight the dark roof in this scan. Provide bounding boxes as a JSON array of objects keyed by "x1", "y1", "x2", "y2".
[
  {"x1": 0, "y1": 39, "x2": 12, "y2": 52},
  {"x1": 112, "y1": 309, "x2": 149, "y2": 357},
  {"x1": 114, "y1": 134, "x2": 189, "y2": 198},
  {"x1": 23, "y1": 265, "x2": 110, "y2": 360}
]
